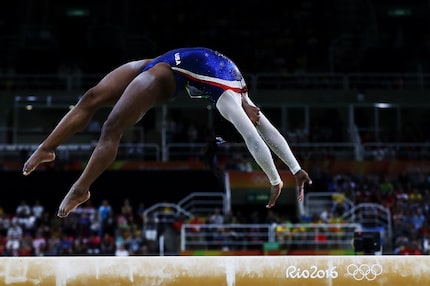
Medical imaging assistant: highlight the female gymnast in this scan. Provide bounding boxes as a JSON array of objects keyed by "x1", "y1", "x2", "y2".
[{"x1": 22, "y1": 47, "x2": 312, "y2": 217}]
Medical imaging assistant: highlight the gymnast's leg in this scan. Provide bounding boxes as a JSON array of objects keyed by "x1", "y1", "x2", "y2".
[
  {"x1": 22, "y1": 60, "x2": 150, "y2": 176},
  {"x1": 57, "y1": 63, "x2": 176, "y2": 217}
]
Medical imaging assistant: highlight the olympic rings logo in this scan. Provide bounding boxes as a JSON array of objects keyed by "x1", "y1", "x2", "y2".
[{"x1": 346, "y1": 263, "x2": 383, "y2": 281}]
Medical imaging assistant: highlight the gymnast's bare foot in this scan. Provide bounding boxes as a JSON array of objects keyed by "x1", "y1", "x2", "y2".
[
  {"x1": 57, "y1": 186, "x2": 91, "y2": 218},
  {"x1": 22, "y1": 147, "x2": 56, "y2": 176},
  {"x1": 266, "y1": 181, "x2": 283, "y2": 208}
]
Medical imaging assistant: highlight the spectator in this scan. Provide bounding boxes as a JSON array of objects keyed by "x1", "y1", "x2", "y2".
[
  {"x1": 7, "y1": 219, "x2": 23, "y2": 240},
  {"x1": 319, "y1": 206, "x2": 332, "y2": 224},
  {"x1": 16, "y1": 200, "x2": 31, "y2": 218},
  {"x1": 98, "y1": 199, "x2": 113, "y2": 236},
  {"x1": 411, "y1": 208, "x2": 426, "y2": 231},
  {"x1": 125, "y1": 231, "x2": 144, "y2": 255},
  {"x1": 58, "y1": 233, "x2": 74, "y2": 255},
  {"x1": 32, "y1": 200, "x2": 45, "y2": 220},
  {"x1": 100, "y1": 233, "x2": 115, "y2": 255},
  {"x1": 0, "y1": 209, "x2": 11, "y2": 236},
  {"x1": 87, "y1": 233, "x2": 101, "y2": 255},
  {"x1": 208, "y1": 208, "x2": 224, "y2": 225},
  {"x1": 5, "y1": 233, "x2": 20, "y2": 256},
  {"x1": 115, "y1": 242, "x2": 129, "y2": 256},
  {"x1": 32, "y1": 230, "x2": 47, "y2": 256},
  {"x1": 120, "y1": 198, "x2": 134, "y2": 221}
]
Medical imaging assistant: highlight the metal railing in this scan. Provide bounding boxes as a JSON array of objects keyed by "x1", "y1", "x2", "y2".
[
  {"x1": 180, "y1": 223, "x2": 275, "y2": 251},
  {"x1": 1, "y1": 72, "x2": 430, "y2": 92},
  {"x1": 1, "y1": 141, "x2": 430, "y2": 164},
  {"x1": 177, "y1": 192, "x2": 228, "y2": 218},
  {"x1": 0, "y1": 143, "x2": 160, "y2": 162},
  {"x1": 180, "y1": 222, "x2": 363, "y2": 252},
  {"x1": 341, "y1": 203, "x2": 392, "y2": 238}
]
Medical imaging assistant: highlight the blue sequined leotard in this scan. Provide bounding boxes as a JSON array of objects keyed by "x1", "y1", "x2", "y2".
[{"x1": 142, "y1": 47, "x2": 247, "y2": 103}]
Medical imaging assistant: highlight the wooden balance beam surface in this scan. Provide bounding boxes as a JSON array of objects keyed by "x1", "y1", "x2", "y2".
[{"x1": 0, "y1": 255, "x2": 429, "y2": 286}]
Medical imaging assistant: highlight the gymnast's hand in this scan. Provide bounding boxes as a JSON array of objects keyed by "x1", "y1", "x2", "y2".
[
  {"x1": 294, "y1": 169, "x2": 312, "y2": 201},
  {"x1": 241, "y1": 95, "x2": 261, "y2": 126}
]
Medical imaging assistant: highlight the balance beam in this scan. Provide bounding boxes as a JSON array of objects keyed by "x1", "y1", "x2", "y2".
[{"x1": 0, "y1": 255, "x2": 429, "y2": 285}]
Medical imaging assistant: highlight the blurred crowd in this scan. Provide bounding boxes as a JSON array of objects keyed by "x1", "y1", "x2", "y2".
[
  {"x1": 0, "y1": 198, "x2": 150, "y2": 257},
  {"x1": 309, "y1": 167, "x2": 430, "y2": 255},
  {"x1": 1, "y1": 166, "x2": 430, "y2": 256}
]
